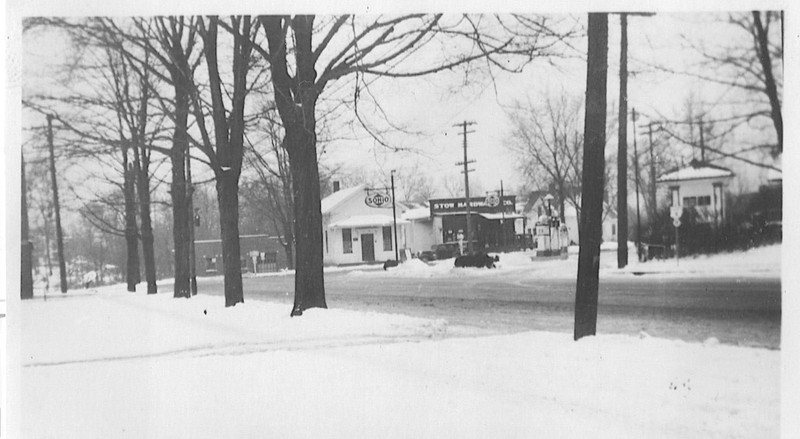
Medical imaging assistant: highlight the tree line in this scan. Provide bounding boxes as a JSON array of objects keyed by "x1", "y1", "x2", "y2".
[{"x1": 22, "y1": 14, "x2": 575, "y2": 314}]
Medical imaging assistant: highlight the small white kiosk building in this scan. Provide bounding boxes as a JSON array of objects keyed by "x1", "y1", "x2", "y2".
[
  {"x1": 657, "y1": 160, "x2": 734, "y2": 227},
  {"x1": 321, "y1": 184, "x2": 408, "y2": 266}
]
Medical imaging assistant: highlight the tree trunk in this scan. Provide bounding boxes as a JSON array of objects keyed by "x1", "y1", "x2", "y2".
[
  {"x1": 137, "y1": 163, "x2": 158, "y2": 294},
  {"x1": 574, "y1": 13, "x2": 609, "y2": 341},
  {"x1": 187, "y1": 146, "x2": 197, "y2": 296},
  {"x1": 21, "y1": 152, "x2": 34, "y2": 300},
  {"x1": 132, "y1": 93, "x2": 157, "y2": 294},
  {"x1": 215, "y1": 172, "x2": 244, "y2": 306},
  {"x1": 123, "y1": 162, "x2": 141, "y2": 292},
  {"x1": 752, "y1": 11, "x2": 783, "y2": 154},
  {"x1": 288, "y1": 131, "x2": 327, "y2": 315},
  {"x1": 171, "y1": 85, "x2": 191, "y2": 299},
  {"x1": 47, "y1": 115, "x2": 69, "y2": 294},
  {"x1": 262, "y1": 15, "x2": 326, "y2": 316}
]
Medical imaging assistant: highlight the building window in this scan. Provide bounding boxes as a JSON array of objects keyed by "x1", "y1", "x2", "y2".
[
  {"x1": 697, "y1": 196, "x2": 711, "y2": 206},
  {"x1": 683, "y1": 196, "x2": 697, "y2": 207},
  {"x1": 670, "y1": 186, "x2": 680, "y2": 206},
  {"x1": 611, "y1": 223, "x2": 616, "y2": 236},
  {"x1": 383, "y1": 226, "x2": 392, "y2": 251},
  {"x1": 325, "y1": 231, "x2": 328, "y2": 253},
  {"x1": 342, "y1": 228, "x2": 353, "y2": 253}
]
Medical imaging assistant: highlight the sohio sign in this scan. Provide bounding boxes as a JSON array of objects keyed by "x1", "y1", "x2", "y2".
[{"x1": 365, "y1": 191, "x2": 393, "y2": 208}]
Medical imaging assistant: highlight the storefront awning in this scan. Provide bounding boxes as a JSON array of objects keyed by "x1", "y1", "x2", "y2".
[
  {"x1": 479, "y1": 212, "x2": 524, "y2": 220},
  {"x1": 432, "y1": 212, "x2": 523, "y2": 220},
  {"x1": 328, "y1": 215, "x2": 409, "y2": 229}
]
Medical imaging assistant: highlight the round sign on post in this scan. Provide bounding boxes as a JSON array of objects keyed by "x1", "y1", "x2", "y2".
[
  {"x1": 672, "y1": 218, "x2": 681, "y2": 228},
  {"x1": 365, "y1": 192, "x2": 392, "y2": 208},
  {"x1": 485, "y1": 192, "x2": 500, "y2": 208},
  {"x1": 670, "y1": 206, "x2": 682, "y2": 220}
]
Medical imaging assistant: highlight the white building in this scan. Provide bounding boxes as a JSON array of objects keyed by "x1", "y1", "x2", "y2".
[
  {"x1": 401, "y1": 205, "x2": 437, "y2": 255},
  {"x1": 321, "y1": 185, "x2": 408, "y2": 266},
  {"x1": 656, "y1": 160, "x2": 734, "y2": 227}
]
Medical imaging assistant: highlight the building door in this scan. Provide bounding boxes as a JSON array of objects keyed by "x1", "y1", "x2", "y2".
[{"x1": 361, "y1": 233, "x2": 375, "y2": 262}]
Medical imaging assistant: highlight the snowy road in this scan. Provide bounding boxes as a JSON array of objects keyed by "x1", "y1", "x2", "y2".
[{"x1": 198, "y1": 270, "x2": 781, "y2": 349}]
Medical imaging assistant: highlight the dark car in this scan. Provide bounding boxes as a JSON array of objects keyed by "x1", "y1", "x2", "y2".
[
  {"x1": 454, "y1": 252, "x2": 499, "y2": 269},
  {"x1": 419, "y1": 243, "x2": 460, "y2": 262}
]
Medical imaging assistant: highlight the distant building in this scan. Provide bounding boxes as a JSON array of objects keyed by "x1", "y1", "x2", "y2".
[
  {"x1": 194, "y1": 234, "x2": 290, "y2": 275},
  {"x1": 427, "y1": 195, "x2": 525, "y2": 250},
  {"x1": 657, "y1": 159, "x2": 734, "y2": 227},
  {"x1": 402, "y1": 205, "x2": 437, "y2": 255}
]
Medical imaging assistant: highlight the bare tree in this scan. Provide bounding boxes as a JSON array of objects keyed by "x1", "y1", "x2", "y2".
[
  {"x1": 652, "y1": 12, "x2": 782, "y2": 155},
  {"x1": 506, "y1": 93, "x2": 583, "y2": 224},
  {"x1": 185, "y1": 16, "x2": 259, "y2": 306},
  {"x1": 243, "y1": 109, "x2": 296, "y2": 270},
  {"x1": 254, "y1": 14, "x2": 574, "y2": 316},
  {"x1": 391, "y1": 163, "x2": 437, "y2": 205},
  {"x1": 24, "y1": 18, "x2": 171, "y2": 294},
  {"x1": 112, "y1": 16, "x2": 206, "y2": 299}
]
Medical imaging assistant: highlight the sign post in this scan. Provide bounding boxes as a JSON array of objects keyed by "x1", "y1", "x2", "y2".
[{"x1": 670, "y1": 206, "x2": 682, "y2": 266}]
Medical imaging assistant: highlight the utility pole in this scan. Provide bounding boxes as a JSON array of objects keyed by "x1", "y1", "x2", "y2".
[
  {"x1": 455, "y1": 121, "x2": 477, "y2": 254},
  {"x1": 391, "y1": 170, "x2": 399, "y2": 262},
  {"x1": 574, "y1": 12, "x2": 609, "y2": 341},
  {"x1": 699, "y1": 117, "x2": 705, "y2": 162},
  {"x1": 632, "y1": 108, "x2": 642, "y2": 262},
  {"x1": 647, "y1": 122, "x2": 657, "y2": 225},
  {"x1": 615, "y1": 12, "x2": 654, "y2": 268},
  {"x1": 186, "y1": 145, "x2": 197, "y2": 295},
  {"x1": 21, "y1": 152, "x2": 34, "y2": 299},
  {"x1": 500, "y1": 180, "x2": 506, "y2": 247},
  {"x1": 617, "y1": 12, "x2": 629, "y2": 269},
  {"x1": 47, "y1": 115, "x2": 68, "y2": 294}
]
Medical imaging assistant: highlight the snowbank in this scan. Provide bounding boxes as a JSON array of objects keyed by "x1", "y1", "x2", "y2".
[
  {"x1": 16, "y1": 287, "x2": 779, "y2": 439},
  {"x1": 350, "y1": 244, "x2": 780, "y2": 280},
  {"x1": 615, "y1": 244, "x2": 781, "y2": 278}
]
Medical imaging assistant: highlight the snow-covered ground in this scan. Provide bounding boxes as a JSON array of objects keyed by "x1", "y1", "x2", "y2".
[
  {"x1": 8, "y1": 244, "x2": 788, "y2": 437},
  {"x1": 15, "y1": 278, "x2": 781, "y2": 438}
]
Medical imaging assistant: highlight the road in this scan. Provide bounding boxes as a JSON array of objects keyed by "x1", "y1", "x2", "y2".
[{"x1": 198, "y1": 269, "x2": 781, "y2": 349}]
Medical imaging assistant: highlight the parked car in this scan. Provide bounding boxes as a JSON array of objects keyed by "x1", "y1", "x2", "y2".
[{"x1": 419, "y1": 243, "x2": 460, "y2": 262}]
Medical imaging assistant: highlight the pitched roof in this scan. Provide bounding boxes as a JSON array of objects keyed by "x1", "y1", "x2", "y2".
[
  {"x1": 320, "y1": 184, "x2": 365, "y2": 214},
  {"x1": 401, "y1": 207, "x2": 431, "y2": 221},
  {"x1": 657, "y1": 160, "x2": 734, "y2": 183}
]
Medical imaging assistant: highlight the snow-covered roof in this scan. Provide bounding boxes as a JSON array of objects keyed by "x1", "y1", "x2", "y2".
[
  {"x1": 321, "y1": 185, "x2": 365, "y2": 214},
  {"x1": 328, "y1": 214, "x2": 409, "y2": 229},
  {"x1": 402, "y1": 207, "x2": 431, "y2": 221},
  {"x1": 657, "y1": 160, "x2": 734, "y2": 183}
]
